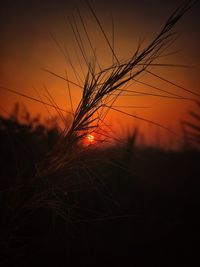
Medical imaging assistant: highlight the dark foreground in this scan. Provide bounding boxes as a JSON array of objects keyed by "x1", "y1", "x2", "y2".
[{"x1": 0, "y1": 114, "x2": 200, "y2": 266}]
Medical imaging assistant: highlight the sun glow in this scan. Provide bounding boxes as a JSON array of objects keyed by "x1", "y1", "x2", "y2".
[{"x1": 87, "y1": 134, "x2": 95, "y2": 143}]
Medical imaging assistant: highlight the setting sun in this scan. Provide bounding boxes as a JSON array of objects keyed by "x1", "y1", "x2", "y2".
[{"x1": 87, "y1": 134, "x2": 95, "y2": 143}]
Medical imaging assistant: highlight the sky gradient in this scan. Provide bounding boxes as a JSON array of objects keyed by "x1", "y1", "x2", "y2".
[{"x1": 1, "y1": 0, "x2": 200, "y2": 147}]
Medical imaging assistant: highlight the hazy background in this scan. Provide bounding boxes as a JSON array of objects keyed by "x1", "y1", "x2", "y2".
[{"x1": 0, "y1": 0, "x2": 200, "y2": 147}]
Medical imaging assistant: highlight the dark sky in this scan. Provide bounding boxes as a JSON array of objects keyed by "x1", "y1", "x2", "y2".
[
  {"x1": 1, "y1": 0, "x2": 199, "y2": 44},
  {"x1": 1, "y1": 0, "x2": 199, "y2": 61}
]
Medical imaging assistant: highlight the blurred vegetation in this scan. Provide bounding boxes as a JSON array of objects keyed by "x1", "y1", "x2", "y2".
[
  {"x1": 0, "y1": 103, "x2": 199, "y2": 266},
  {"x1": 181, "y1": 101, "x2": 200, "y2": 150},
  {"x1": 0, "y1": 103, "x2": 59, "y2": 189}
]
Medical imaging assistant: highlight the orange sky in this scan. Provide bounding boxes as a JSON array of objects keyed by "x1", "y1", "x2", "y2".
[{"x1": 0, "y1": 0, "x2": 200, "y2": 148}]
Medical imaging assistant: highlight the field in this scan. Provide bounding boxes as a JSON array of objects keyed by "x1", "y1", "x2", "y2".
[{"x1": 0, "y1": 111, "x2": 200, "y2": 266}]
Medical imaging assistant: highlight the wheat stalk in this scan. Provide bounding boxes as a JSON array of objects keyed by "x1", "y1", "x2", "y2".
[{"x1": 36, "y1": 0, "x2": 198, "y2": 177}]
